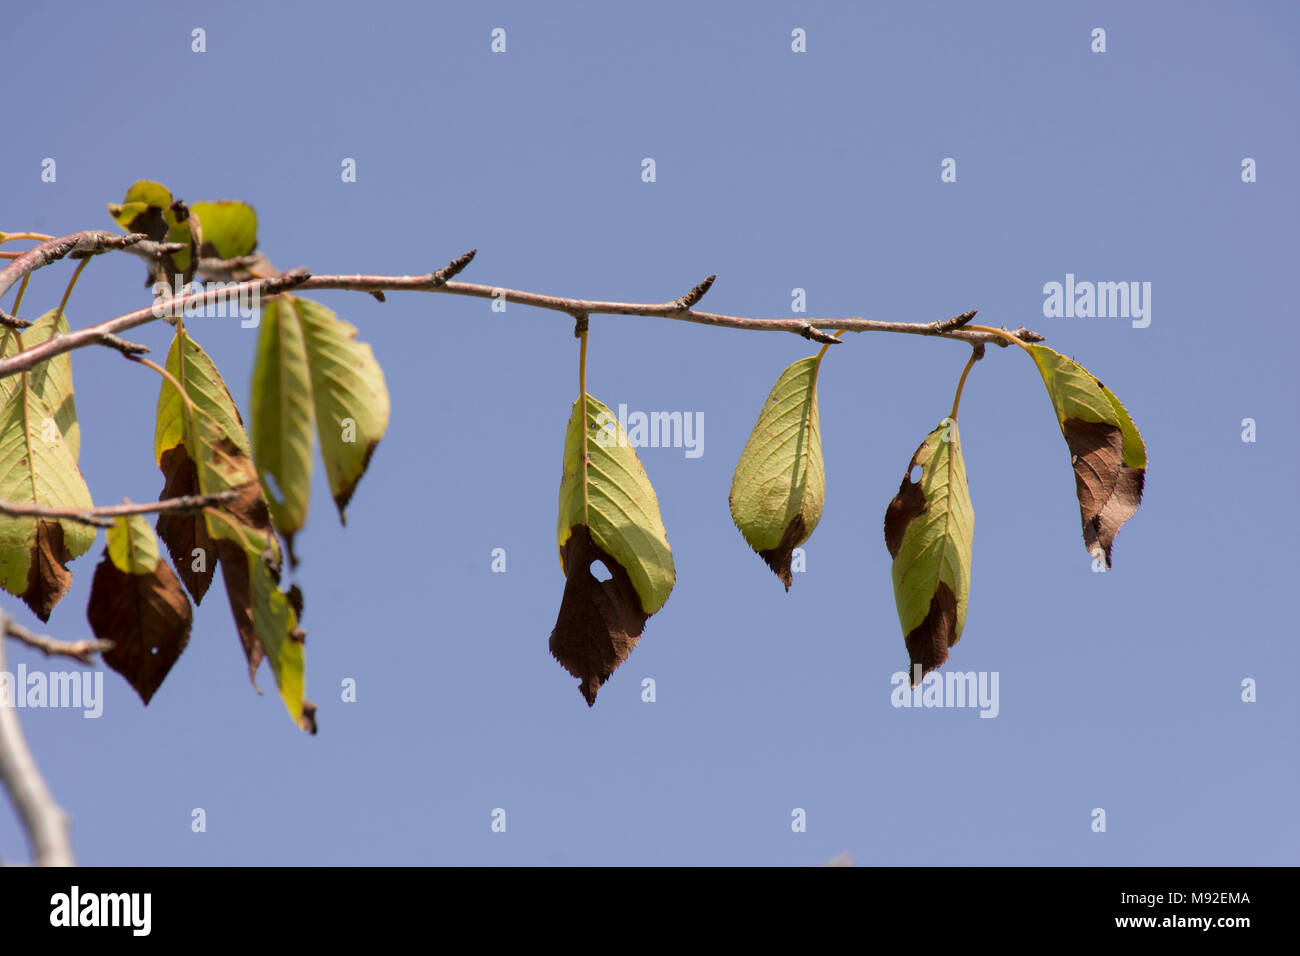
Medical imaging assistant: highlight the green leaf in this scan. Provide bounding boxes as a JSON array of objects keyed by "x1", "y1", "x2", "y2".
[
  {"x1": 250, "y1": 295, "x2": 390, "y2": 552},
  {"x1": 105, "y1": 512, "x2": 162, "y2": 573},
  {"x1": 1, "y1": 309, "x2": 80, "y2": 458},
  {"x1": 1028, "y1": 345, "x2": 1146, "y2": 567},
  {"x1": 250, "y1": 297, "x2": 315, "y2": 542},
  {"x1": 551, "y1": 393, "x2": 675, "y2": 705},
  {"x1": 191, "y1": 200, "x2": 258, "y2": 259},
  {"x1": 883, "y1": 417, "x2": 974, "y2": 684},
  {"x1": 557, "y1": 394, "x2": 674, "y2": 614},
  {"x1": 729, "y1": 354, "x2": 826, "y2": 589},
  {"x1": 155, "y1": 328, "x2": 251, "y2": 463},
  {"x1": 0, "y1": 312, "x2": 95, "y2": 620}
]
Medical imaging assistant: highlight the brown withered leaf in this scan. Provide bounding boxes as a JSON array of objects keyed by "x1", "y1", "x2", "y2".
[
  {"x1": 22, "y1": 521, "x2": 76, "y2": 623},
  {"x1": 298, "y1": 699, "x2": 318, "y2": 735},
  {"x1": 1062, "y1": 418, "x2": 1145, "y2": 569},
  {"x1": 904, "y1": 583, "x2": 959, "y2": 684},
  {"x1": 549, "y1": 525, "x2": 649, "y2": 707},
  {"x1": 1028, "y1": 346, "x2": 1147, "y2": 568},
  {"x1": 88, "y1": 555, "x2": 192, "y2": 706},
  {"x1": 216, "y1": 537, "x2": 267, "y2": 686},
  {"x1": 883, "y1": 477, "x2": 927, "y2": 561},
  {"x1": 156, "y1": 444, "x2": 217, "y2": 604}
]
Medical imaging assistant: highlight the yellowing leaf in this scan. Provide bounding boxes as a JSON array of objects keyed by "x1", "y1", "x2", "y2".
[
  {"x1": 154, "y1": 328, "x2": 250, "y2": 603},
  {"x1": 191, "y1": 200, "x2": 258, "y2": 260},
  {"x1": 0, "y1": 310, "x2": 94, "y2": 620},
  {"x1": 107, "y1": 180, "x2": 195, "y2": 284},
  {"x1": 729, "y1": 354, "x2": 826, "y2": 589},
  {"x1": 1029, "y1": 346, "x2": 1146, "y2": 568},
  {"x1": 883, "y1": 417, "x2": 974, "y2": 684},
  {"x1": 551, "y1": 393, "x2": 675, "y2": 705}
]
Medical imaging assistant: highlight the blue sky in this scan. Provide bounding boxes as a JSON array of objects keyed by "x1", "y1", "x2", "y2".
[{"x1": 1, "y1": 0, "x2": 1296, "y2": 865}]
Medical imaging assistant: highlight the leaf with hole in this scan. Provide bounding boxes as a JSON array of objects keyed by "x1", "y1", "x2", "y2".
[
  {"x1": 551, "y1": 394, "x2": 674, "y2": 705},
  {"x1": 883, "y1": 417, "x2": 974, "y2": 684}
]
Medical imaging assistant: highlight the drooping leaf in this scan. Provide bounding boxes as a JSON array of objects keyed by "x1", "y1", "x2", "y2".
[
  {"x1": 153, "y1": 326, "x2": 313, "y2": 731},
  {"x1": 884, "y1": 417, "x2": 974, "y2": 684},
  {"x1": 0, "y1": 311, "x2": 95, "y2": 619},
  {"x1": 1028, "y1": 345, "x2": 1146, "y2": 568},
  {"x1": 250, "y1": 294, "x2": 389, "y2": 557},
  {"x1": 551, "y1": 394, "x2": 674, "y2": 705},
  {"x1": 190, "y1": 200, "x2": 258, "y2": 260},
  {"x1": 729, "y1": 354, "x2": 826, "y2": 589},
  {"x1": 249, "y1": 297, "x2": 315, "y2": 545},
  {"x1": 87, "y1": 514, "x2": 192, "y2": 704},
  {"x1": 154, "y1": 327, "x2": 250, "y2": 603},
  {"x1": 208, "y1": 502, "x2": 316, "y2": 735}
]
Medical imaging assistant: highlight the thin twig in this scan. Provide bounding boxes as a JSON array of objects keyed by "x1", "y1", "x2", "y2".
[
  {"x1": 0, "y1": 490, "x2": 239, "y2": 528},
  {"x1": 4, "y1": 619, "x2": 111, "y2": 664},
  {"x1": 0, "y1": 612, "x2": 76, "y2": 865}
]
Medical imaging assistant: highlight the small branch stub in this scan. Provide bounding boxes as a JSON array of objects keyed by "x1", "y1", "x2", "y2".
[
  {"x1": 431, "y1": 249, "x2": 477, "y2": 286},
  {"x1": 675, "y1": 274, "x2": 716, "y2": 311}
]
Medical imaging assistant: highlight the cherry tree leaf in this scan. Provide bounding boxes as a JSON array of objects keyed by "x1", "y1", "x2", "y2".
[
  {"x1": 883, "y1": 417, "x2": 974, "y2": 684},
  {"x1": 551, "y1": 394, "x2": 674, "y2": 705},
  {"x1": 1028, "y1": 345, "x2": 1146, "y2": 568},
  {"x1": 729, "y1": 354, "x2": 826, "y2": 589},
  {"x1": 154, "y1": 326, "x2": 313, "y2": 731},
  {"x1": 190, "y1": 200, "x2": 258, "y2": 260},
  {"x1": 250, "y1": 294, "x2": 389, "y2": 561},
  {"x1": 0, "y1": 310, "x2": 95, "y2": 620},
  {"x1": 87, "y1": 514, "x2": 192, "y2": 704}
]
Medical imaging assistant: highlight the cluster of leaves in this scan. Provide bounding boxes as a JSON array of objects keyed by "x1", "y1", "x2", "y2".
[
  {"x1": 551, "y1": 336, "x2": 1146, "y2": 702},
  {"x1": 0, "y1": 181, "x2": 391, "y2": 732}
]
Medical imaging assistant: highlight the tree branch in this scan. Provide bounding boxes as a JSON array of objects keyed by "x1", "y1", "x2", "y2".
[
  {"x1": 0, "y1": 237, "x2": 1047, "y2": 380},
  {"x1": 4, "y1": 619, "x2": 111, "y2": 664},
  {"x1": 0, "y1": 612, "x2": 76, "y2": 865},
  {"x1": 0, "y1": 490, "x2": 240, "y2": 528},
  {"x1": 0, "y1": 231, "x2": 147, "y2": 327}
]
